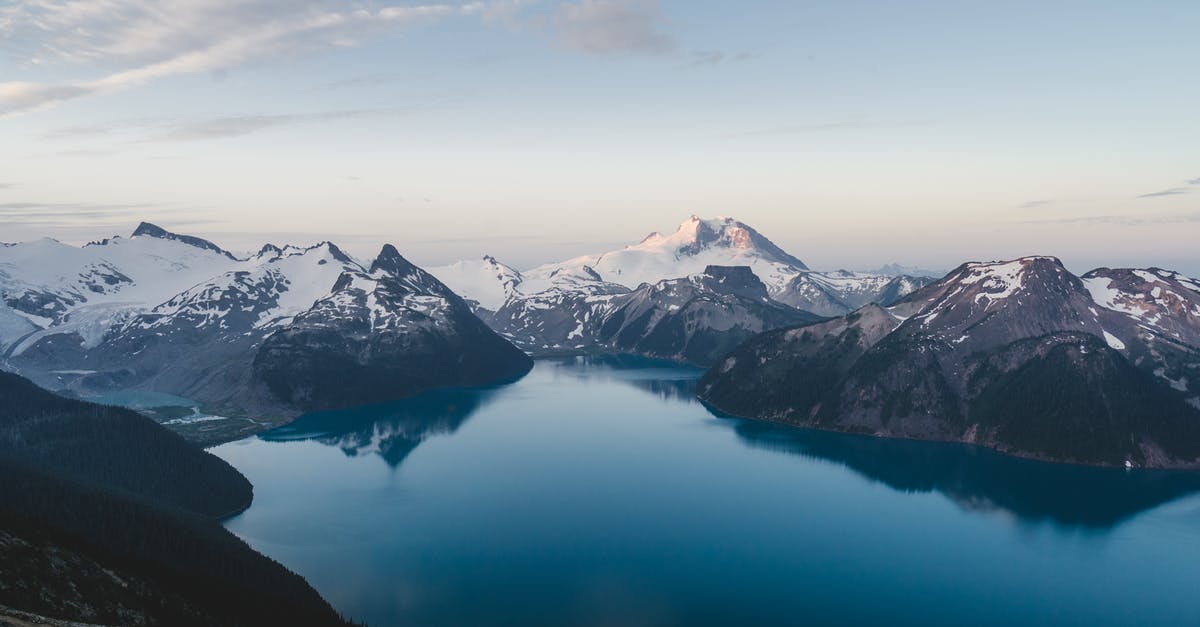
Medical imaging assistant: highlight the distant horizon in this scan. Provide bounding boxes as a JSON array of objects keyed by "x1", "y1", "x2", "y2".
[{"x1": 6, "y1": 215, "x2": 1197, "y2": 279}]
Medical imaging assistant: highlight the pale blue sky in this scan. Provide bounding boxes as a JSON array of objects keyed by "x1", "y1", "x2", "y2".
[{"x1": 1, "y1": 0, "x2": 1197, "y2": 273}]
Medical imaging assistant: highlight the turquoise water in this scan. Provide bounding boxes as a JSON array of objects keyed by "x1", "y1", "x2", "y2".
[{"x1": 213, "y1": 357, "x2": 1200, "y2": 626}]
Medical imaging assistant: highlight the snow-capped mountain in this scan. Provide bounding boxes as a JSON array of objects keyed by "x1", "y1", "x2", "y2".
[
  {"x1": 527, "y1": 215, "x2": 808, "y2": 292},
  {"x1": 484, "y1": 264, "x2": 819, "y2": 366},
  {"x1": 774, "y1": 270, "x2": 932, "y2": 317},
  {"x1": 2, "y1": 224, "x2": 532, "y2": 433},
  {"x1": 486, "y1": 266, "x2": 630, "y2": 354},
  {"x1": 249, "y1": 245, "x2": 531, "y2": 412},
  {"x1": 428, "y1": 215, "x2": 931, "y2": 351},
  {"x1": 699, "y1": 256, "x2": 1200, "y2": 468},
  {"x1": 869, "y1": 263, "x2": 944, "y2": 278},
  {"x1": 425, "y1": 255, "x2": 523, "y2": 312},
  {"x1": 0, "y1": 225, "x2": 243, "y2": 352},
  {"x1": 8, "y1": 241, "x2": 369, "y2": 407}
]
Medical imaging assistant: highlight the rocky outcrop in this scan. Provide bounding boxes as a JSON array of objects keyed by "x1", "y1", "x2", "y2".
[{"x1": 699, "y1": 257, "x2": 1200, "y2": 468}]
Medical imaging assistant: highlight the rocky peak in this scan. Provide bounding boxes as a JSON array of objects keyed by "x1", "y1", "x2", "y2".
[
  {"x1": 893, "y1": 256, "x2": 1103, "y2": 352},
  {"x1": 131, "y1": 222, "x2": 239, "y2": 260},
  {"x1": 627, "y1": 216, "x2": 808, "y2": 270},
  {"x1": 696, "y1": 265, "x2": 770, "y2": 300},
  {"x1": 369, "y1": 244, "x2": 419, "y2": 277}
]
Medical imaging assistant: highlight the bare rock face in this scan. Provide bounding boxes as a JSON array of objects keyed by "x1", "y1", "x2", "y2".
[
  {"x1": 596, "y1": 265, "x2": 822, "y2": 366},
  {"x1": 700, "y1": 257, "x2": 1200, "y2": 468}
]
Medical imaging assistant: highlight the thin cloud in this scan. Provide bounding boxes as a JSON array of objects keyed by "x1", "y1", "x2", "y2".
[
  {"x1": 0, "y1": 201, "x2": 159, "y2": 227},
  {"x1": 688, "y1": 49, "x2": 757, "y2": 68},
  {"x1": 155, "y1": 105, "x2": 447, "y2": 141},
  {"x1": 0, "y1": 1, "x2": 491, "y2": 118},
  {"x1": 554, "y1": 0, "x2": 674, "y2": 55},
  {"x1": 412, "y1": 234, "x2": 550, "y2": 244},
  {"x1": 40, "y1": 117, "x2": 171, "y2": 140},
  {"x1": 1023, "y1": 213, "x2": 1200, "y2": 226},
  {"x1": 690, "y1": 50, "x2": 725, "y2": 67},
  {"x1": 0, "y1": 201, "x2": 215, "y2": 232},
  {"x1": 38, "y1": 106, "x2": 446, "y2": 145},
  {"x1": 1020, "y1": 200, "x2": 1051, "y2": 209},
  {"x1": 38, "y1": 149, "x2": 117, "y2": 158},
  {"x1": 0, "y1": 183, "x2": 16, "y2": 190},
  {"x1": 1188, "y1": 176, "x2": 1200, "y2": 185},
  {"x1": 1137, "y1": 187, "x2": 1188, "y2": 199},
  {"x1": 315, "y1": 73, "x2": 404, "y2": 91},
  {"x1": 726, "y1": 120, "x2": 932, "y2": 138}
]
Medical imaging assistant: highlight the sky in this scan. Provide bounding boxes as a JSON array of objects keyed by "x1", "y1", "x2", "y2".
[{"x1": 1, "y1": 0, "x2": 1197, "y2": 274}]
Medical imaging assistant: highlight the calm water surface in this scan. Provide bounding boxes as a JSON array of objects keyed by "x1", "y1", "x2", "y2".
[{"x1": 213, "y1": 357, "x2": 1200, "y2": 626}]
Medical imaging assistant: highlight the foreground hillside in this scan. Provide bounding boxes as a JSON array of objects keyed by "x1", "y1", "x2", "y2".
[
  {"x1": 0, "y1": 371, "x2": 350, "y2": 626},
  {"x1": 699, "y1": 257, "x2": 1200, "y2": 468}
]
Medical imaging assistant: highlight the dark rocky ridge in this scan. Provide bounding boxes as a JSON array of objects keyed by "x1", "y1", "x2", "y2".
[
  {"x1": 485, "y1": 265, "x2": 821, "y2": 366},
  {"x1": 132, "y1": 222, "x2": 240, "y2": 261},
  {"x1": 596, "y1": 265, "x2": 823, "y2": 366},
  {"x1": 699, "y1": 257, "x2": 1200, "y2": 468}
]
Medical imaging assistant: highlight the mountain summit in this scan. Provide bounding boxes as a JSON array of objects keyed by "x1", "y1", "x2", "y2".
[
  {"x1": 524, "y1": 215, "x2": 808, "y2": 292},
  {"x1": 131, "y1": 222, "x2": 238, "y2": 260},
  {"x1": 628, "y1": 216, "x2": 807, "y2": 269},
  {"x1": 699, "y1": 256, "x2": 1200, "y2": 468}
]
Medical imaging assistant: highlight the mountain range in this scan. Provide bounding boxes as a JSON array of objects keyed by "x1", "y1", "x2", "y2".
[
  {"x1": 12, "y1": 216, "x2": 1194, "y2": 468},
  {"x1": 1, "y1": 216, "x2": 930, "y2": 443},
  {"x1": 699, "y1": 256, "x2": 1200, "y2": 468},
  {"x1": 1, "y1": 224, "x2": 531, "y2": 441},
  {"x1": 429, "y1": 216, "x2": 932, "y2": 357}
]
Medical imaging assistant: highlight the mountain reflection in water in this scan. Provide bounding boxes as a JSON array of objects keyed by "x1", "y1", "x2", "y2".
[
  {"x1": 221, "y1": 356, "x2": 1200, "y2": 627},
  {"x1": 726, "y1": 418, "x2": 1200, "y2": 530},
  {"x1": 259, "y1": 355, "x2": 1200, "y2": 530},
  {"x1": 262, "y1": 386, "x2": 501, "y2": 467}
]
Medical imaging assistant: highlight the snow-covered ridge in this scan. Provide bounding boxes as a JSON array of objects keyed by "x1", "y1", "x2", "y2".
[
  {"x1": 433, "y1": 215, "x2": 933, "y2": 321},
  {"x1": 426, "y1": 255, "x2": 523, "y2": 312},
  {"x1": 0, "y1": 224, "x2": 414, "y2": 357},
  {"x1": 1081, "y1": 267, "x2": 1200, "y2": 343}
]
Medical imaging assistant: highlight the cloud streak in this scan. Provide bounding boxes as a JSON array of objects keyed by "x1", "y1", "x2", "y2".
[
  {"x1": 553, "y1": 0, "x2": 674, "y2": 54},
  {"x1": 38, "y1": 105, "x2": 447, "y2": 145},
  {"x1": 1137, "y1": 187, "x2": 1188, "y2": 198},
  {"x1": 0, "y1": 1, "x2": 490, "y2": 117},
  {"x1": 687, "y1": 49, "x2": 756, "y2": 68},
  {"x1": 150, "y1": 109, "x2": 398, "y2": 142},
  {"x1": 1023, "y1": 212, "x2": 1200, "y2": 226},
  {"x1": 726, "y1": 120, "x2": 932, "y2": 138},
  {"x1": 0, "y1": 201, "x2": 160, "y2": 227}
]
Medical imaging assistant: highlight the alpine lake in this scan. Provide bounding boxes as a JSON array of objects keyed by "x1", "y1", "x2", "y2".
[{"x1": 211, "y1": 356, "x2": 1200, "y2": 626}]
